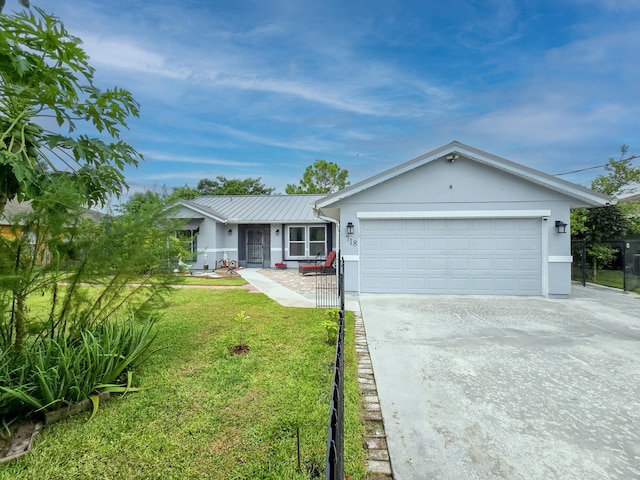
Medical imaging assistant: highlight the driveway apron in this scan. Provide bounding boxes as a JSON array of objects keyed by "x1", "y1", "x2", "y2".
[{"x1": 359, "y1": 285, "x2": 640, "y2": 479}]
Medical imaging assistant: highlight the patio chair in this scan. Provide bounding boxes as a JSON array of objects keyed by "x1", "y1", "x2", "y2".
[{"x1": 298, "y1": 251, "x2": 337, "y2": 275}]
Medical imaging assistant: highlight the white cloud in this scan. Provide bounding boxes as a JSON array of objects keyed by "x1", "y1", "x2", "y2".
[
  {"x1": 79, "y1": 34, "x2": 190, "y2": 80},
  {"x1": 572, "y1": 0, "x2": 640, "y2": 11},
  {"x1": 144, "y1": 151, "x2": 263, "y2": 168}
]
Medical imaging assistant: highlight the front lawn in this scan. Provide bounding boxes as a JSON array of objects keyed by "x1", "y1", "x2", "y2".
[{"x1": 1, "y1": 288, "x2": 366, "y2": 479}]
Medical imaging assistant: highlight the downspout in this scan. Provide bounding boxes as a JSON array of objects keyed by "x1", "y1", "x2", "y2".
[
  {"x1": 314, "y1": 208, "x2": 340, "y2": 254},
  {"x1": 280, "y1": 223, "x2": 285, "y2": 262}
]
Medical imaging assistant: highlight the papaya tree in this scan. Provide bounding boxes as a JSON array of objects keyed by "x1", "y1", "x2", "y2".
[{"x1": 0, "y1": 8, "x2": 142, "y2": 214}]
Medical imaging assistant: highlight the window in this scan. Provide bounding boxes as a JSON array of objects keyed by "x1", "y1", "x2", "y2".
[
  {"x1": 287, "y1": 225, "x2": 327, "y2": 258},
  {"x1": 309, "y1": 226, "x2": 326, "y2": 257},
  {"x1": 177, "y1": 228, "x2": 198, "y2": 262}
]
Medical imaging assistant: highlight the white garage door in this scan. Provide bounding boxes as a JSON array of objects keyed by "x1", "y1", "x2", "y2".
[{"x1": 360, "y1": 218, "x2": 542, "y2": 295}]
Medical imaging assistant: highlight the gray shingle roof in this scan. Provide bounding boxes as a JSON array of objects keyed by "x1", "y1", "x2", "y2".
[{"x1": 185, "y1": 195, "x2": 325, "y2": 223}]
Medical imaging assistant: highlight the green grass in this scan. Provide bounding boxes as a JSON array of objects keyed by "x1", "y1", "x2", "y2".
[
  {"x1": 573, "y1": 268, "x2": 624, "y2": 289},
  {"x1": 178, "y1": 276, "x2": 247, "y2": 287},
  {"x1": 1, "y1": 289, "x2": 366, "y2": 479},
  {"x1": 589, "y1": 269, "x2": 624, "y2": 289}
]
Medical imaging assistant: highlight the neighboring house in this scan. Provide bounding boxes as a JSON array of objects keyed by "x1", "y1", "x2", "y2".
[
  {"x1": 1, "y1": 199, "x2": 104, "y2": 265},
  {"x1": 1, "y1": 200, "x2": 103, "y2": 237},
  {"x1": 173, "y1": 141, "x2": 611, "y2": 297},
  {"x1": 0, "y1": 200, "x2": 33, "y2": 239}
]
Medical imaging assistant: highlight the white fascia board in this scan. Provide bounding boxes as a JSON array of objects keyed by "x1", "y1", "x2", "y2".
[
  {"x1": 455, "y1": 145, "x2": 612, "y2": 207},
  {"x1": 356, "y1": 210, "x2": 552, "y2": 219},
  {"x1": 226, "y1": 218, "x2": 327, "y2": 224},
  {"x1": 174, "y1": 201, "x2": 227, "y2": 223}
]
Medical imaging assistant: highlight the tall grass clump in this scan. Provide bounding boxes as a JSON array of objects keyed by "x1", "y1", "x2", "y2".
[{"x1": 0, "y1": 315, "x2": 158, "y2": 417}]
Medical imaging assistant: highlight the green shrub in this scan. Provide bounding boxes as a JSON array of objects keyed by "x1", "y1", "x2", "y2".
[
  {"x1": 0, "y1": 315, "x2": 158, "y2": 418},
  {"x1": 321, "y1": 308, "x2": 340, "y2": 344}
]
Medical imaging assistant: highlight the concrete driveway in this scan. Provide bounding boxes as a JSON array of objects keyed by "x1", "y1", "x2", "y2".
[{"x1": 359, "y1": 285, "x2": 640, "y2": 479}]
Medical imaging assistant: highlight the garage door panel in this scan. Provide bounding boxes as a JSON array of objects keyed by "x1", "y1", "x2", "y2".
[
  {"x1": 450, "y1": 257, "x2": 471, "y2": 272},
  {"x1": 406, "y1": 238, "x2": 426, "y2": 250},
  {"x1": 405, "y1": 257, "x2": 426, "y2": 270},
  {"x1": 382, "y1": 257, "x2": 402, "y2": 269},
  {"x1": 384, "y1": 276, "x2": 404, "y2": 289},
  {"x1": 405, "y1": 221, "x2": 425, "y2": 232},
  {"x1": 384, "y1": 238, "x2": 403, "y2": 250},
  {"x1": 474, "y1": 238, "x2": 493, "y2": 251},
  {"x1": 427, "y1": 277, "x2": 448, "y2": 291},
  {"x1": 360, "y1": 218, "x2": 542, "y2": 295},
  {"x1": 427, "y1": 237, "x2": 447, "y2": 250},
  {"x1": 450, "y1": 238, "x2": 470, "y2": 249},
  {"x1": 404, "y1": 276, "x2": 426, "y2": 290}
]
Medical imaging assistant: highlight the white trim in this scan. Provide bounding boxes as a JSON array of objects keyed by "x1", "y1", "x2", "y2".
[
  {"x1": 357, "y1": 215, "x2": 546, "y2": 297},
  {"x1": 548, "y1": 256, "x2": 573, "y2": 263},
  {"x1": 356, "y1": 210, "x2": 551, "y2": 220},
  {"x1": 541, "y1": 219, "x2": 548, "y2": 297},
  {"x1": 209, "y1": 248, "x2": 239, "y2": 254},
  {"x1": 286, "y1": 224, "x2": 328, "y2": 258}
]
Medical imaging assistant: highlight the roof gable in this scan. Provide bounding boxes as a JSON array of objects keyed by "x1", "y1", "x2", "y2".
[{"x1": 316, "y1": 141, "x2": 612, "y2": 209}]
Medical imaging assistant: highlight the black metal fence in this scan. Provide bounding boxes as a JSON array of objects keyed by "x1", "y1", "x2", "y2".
[
  {"x1": 623, "y1": 239, "x2": 640, "y2": 291},
  {"x1": 571, "y1": 238, "x2": 640, "y2": 291},
  {"x1": 316, "y1": 266, "x2": 339, "y2": 308},
  {"x1": 571, "y1": 239, "x2": 587, "y2": 286},
  {"x1": 325, "y1": 257, "x2": 345, "y2": 480}
]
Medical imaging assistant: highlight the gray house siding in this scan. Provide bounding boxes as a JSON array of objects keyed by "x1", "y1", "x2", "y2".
[{"x1": 327, "y1": 154, "x2": 579, "y2": 297}]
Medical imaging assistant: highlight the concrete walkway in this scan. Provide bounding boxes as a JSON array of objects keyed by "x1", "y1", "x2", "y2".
[{"x1": 238, "y1": 269, "x2": 316, "y2": 307}]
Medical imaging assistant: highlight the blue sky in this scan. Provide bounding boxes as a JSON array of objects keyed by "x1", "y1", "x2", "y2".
[{"x1": 14, "y1": 0, "x2": 640, "y2": 197}]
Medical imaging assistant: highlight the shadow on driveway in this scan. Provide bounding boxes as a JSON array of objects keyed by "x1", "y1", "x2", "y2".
[{"x1": 359, "y1": 284, "x2": 640, "y2": 479}]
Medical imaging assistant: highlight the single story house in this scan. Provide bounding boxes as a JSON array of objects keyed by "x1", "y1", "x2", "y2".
[
  {"x1": 172, "y1": 194, "x2": 332, "y2": 269},
  {"x1": 172, "y1": 141, "x2": 611, "y2": 297}
]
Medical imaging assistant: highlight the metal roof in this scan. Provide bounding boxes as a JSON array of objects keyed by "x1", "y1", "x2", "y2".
[{"x1": 184, "y1": 194, "x2": 325, "y2": 223}]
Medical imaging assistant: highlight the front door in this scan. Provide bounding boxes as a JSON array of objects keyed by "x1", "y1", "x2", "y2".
[{"x1": 246, "y1": 229, "x2": 264, "y2": 267}]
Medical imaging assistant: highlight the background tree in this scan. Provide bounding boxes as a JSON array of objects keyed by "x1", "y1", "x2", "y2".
[
  {"x1": 571, "y1": 145, "x2": 638, "y2": 281},
  {"x1": 0, "y1": 8, "x2": 142, "y2": 214},
  {"x1": 169, "y1": 184, "x2": 199, "y2": 201},
  {"x1": 590, "y1": 145, "x2": 640, "y2": 197},
  {"x1": 119, "y1": 190, "x2": 165, "y2": 215},
  {"x1": 571, "y1": 145, "x2": 639, "y2": 237},
  {"x1": 285, "y1": 160, "x2": 350, "y2": 194},
  {"x1": 195, "y1": 176, "x2": 274, "y2": 195}
]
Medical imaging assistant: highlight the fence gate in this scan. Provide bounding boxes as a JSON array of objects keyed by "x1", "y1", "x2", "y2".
[
  {"x1": 316, "y1": 268, "x2": 339, "y2": 308},
  {"x1": 624, "y1": 240, "x2": 640, "y2": 292},
  {"x1": 571, "y1": 239, "x2": 587, "y2": 286}
]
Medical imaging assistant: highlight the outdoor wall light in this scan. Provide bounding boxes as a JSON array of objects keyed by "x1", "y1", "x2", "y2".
[
  {"x1": 275, "y1": 229, "x2": 280, "y2": 235},
  {"x1": 346, "y1": 222, "x2": 355, "y2": 235},
  {"x1": 227, "y1": 228, "x2": 233, "y2": 236},
  {"x1": 555, "y1": 220, "x2": 568, "y2": 234}
]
